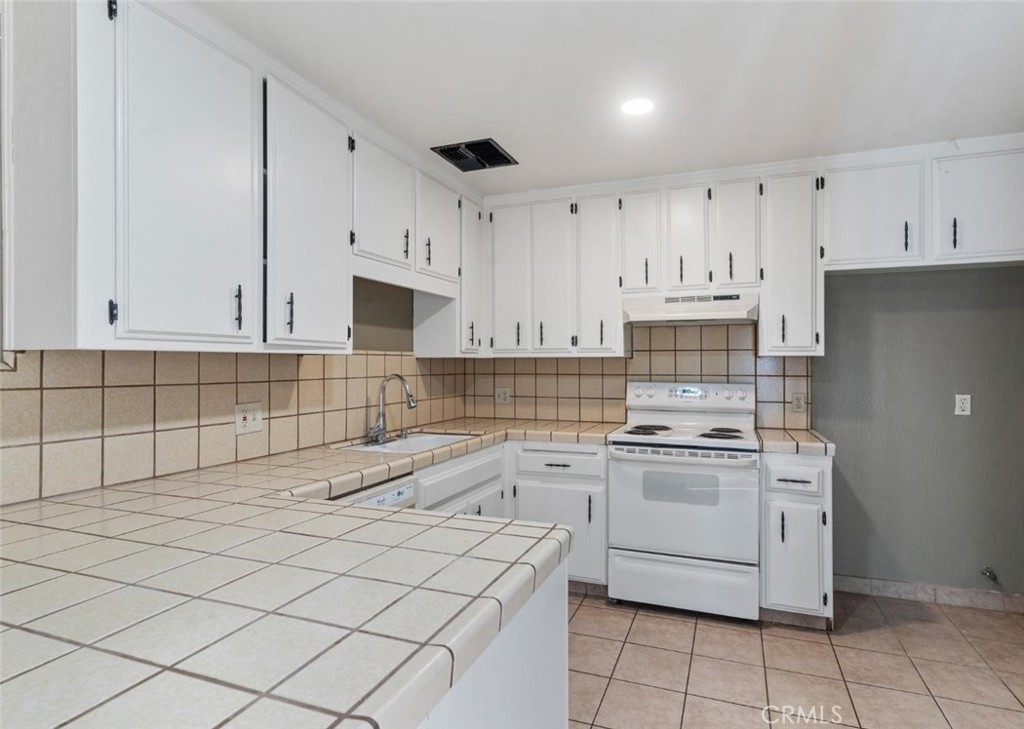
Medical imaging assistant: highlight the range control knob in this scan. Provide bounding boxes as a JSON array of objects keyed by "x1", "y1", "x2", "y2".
[
  {"x1": 737, "y1": 389, "x2": 748, "y2": 401},
  {"x1": 633, "y1": 387, "x2": 644, "y2": 398},
  {"x1": 646, "y1": 387, "x2": 656, "y2": 398},
  {"x1": 724, "y1": 389, "x2": 733, "y2": 400}
]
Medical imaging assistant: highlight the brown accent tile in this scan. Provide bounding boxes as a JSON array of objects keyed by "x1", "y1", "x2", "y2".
[
  {"x1": 845, "y1": 683, "x2": 945, "y2": 729},
  {"x1": 154, "y1": 352, "x2": 199, "y2": 385},
  {"x1": 594, "y1": 679, "x2": 685, "y2": 729},
  {"x1": 43, "y1": 351, "x2": 103, "y2": 388}
]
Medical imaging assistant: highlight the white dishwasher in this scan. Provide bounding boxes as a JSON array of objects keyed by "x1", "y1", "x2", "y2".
[{"x1": 334, "y1": 474, "x2": 419, "y2": 509}]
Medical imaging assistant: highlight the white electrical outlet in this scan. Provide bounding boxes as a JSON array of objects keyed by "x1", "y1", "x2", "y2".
[
  {"x1": 495, "y1": 387, "x2": 511, "y2": 404},
  {"x1": 954, "y1": 394, "x2": 971, "y2": 416},
  {"x1": 792, "y1": 392, "x2": 807, "y2": 413},
  {"x1": 235, "y1": 402, "x2": 264, "y2": 434}
]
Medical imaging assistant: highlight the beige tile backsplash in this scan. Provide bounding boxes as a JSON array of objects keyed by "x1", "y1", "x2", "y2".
[{"x1": 0, "y1": 323, "x2": 810, "y2": 504}]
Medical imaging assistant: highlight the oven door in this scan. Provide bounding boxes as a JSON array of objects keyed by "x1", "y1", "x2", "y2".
[{"x1": 609, "y1": 453, "x2": 759, "y2": 564}]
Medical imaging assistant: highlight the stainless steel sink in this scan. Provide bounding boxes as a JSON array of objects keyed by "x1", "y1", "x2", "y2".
[{"x1": 345, "y1": 433, "x2": 473, "y2": 454}]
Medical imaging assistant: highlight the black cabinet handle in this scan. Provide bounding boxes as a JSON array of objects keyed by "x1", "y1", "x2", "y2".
[
  {"x1": 426, "y1": 237, "x2": 432, "y2": 265},
  {"x1": 286, "y1": 292, "x2": 295, "y2": 334},
  {"x1": 728, "y1": 252, "x2": 734, "y2": 280},
  {"x1": 516, "y1": 322, "x2": 521, "y2": 347},
  {"x1": 404, "y1": 229, "x2": 410, "y2": 258},
  {"x1": 781, "y1": 314, "x2": 786, "y2": 343},
  {"x1": 476, "y1": 505, "x2": 482, "y2": 516},
  {"x1": 234, "y1": 285, "x2": 243, "y2": 330},
  {"x1": 644, "y1": 257, "x2": 649, "y2": 285},
  {"x1": 781, "y1": 511, "x2": 786, "y2": 543},
  {"x1": 679, "y1": 255, "x2": 684, "y2": 283},
  {"x1": 544, "y1": 463, "x2": 571, "y2": 468},
  {"x1": 588, "y1": 494, "x2": 593, "y2": 524},
  {"x1": 469, "y1": 321, "x2": 475, "y2": 345},
  {"x1": 952, "y1": 218, "x2": 957, "y2": 249},
  {"x1": 600, "y1": 319, "x2": 604, "y2": 346},
  {"x1": 904, "y1": 221, "x2": 909, "y2": 252},
  {"x1": 539, "y1": 321, "x2": 544, "y2": 346},
  {"x1": 778, "y1": 478, "x2": 813, "y2": 484}
]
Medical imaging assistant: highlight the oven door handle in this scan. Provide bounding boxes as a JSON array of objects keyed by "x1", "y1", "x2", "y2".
[{"x1": 608, "y1": 447, "x2": 759, "y2": 468}]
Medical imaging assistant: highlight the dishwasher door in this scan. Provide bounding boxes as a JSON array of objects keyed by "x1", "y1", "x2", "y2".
[{"x1": 340, "y1": 474, "x2": 419, "y2": 509}]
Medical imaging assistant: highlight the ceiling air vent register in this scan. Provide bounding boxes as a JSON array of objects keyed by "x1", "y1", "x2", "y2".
[{"x1": 431, "y1": 138, "x2": 518, "y2": 172}]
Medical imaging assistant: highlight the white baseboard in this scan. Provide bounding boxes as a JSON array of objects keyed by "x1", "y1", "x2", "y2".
[{"x1": 834, "y1": 574, "x2": 1024, "y2": 614}]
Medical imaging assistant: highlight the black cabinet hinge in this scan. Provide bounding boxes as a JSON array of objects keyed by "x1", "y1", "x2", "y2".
[
  {"x1": 349, "y1": 230, "x2": 355, "y2": 246},
  {"x1": 707, "y1": 188, "x2": 712, "y2": 201},
  {"x1": 500, "y1": 489, "x2": 504, "y2": 500},
  {"x1": 759, "y1": 267, "x2": 764, "y2": 281},
  {"x1": 816, "y1": 331, "x2": 820, "y2": 345},
  {"x1": 513, "y1": 484, "x2": 517, "y2": 498},
  {"x1": 458, "y1": 198, "x2": 462, "y2": 209},
  {"x1": 489, "y1": 212, "x2": 493, "y2": 223},
  {"x1": 822, "y1": 511, "x2": 827, "y2": 526},
  {"x1": 107, "y1": 0, "x2": 117, "y2": 20},
  {"x1": 107, "y1": 299, "x2": 118, "y2": 325},
  {"x1": 478, "y1": 211, "x2": 482, "y2": 220},
  {"x1": 618, "y1": 198, "x2": 622, "y2": 210},
  {"x1": 347, "y1": 325, "x2": 352, "y2": 340},
  {"x1": 458, "y1": 267, "x2": 462, "y2": 277},
  {"x1": 489, "y1": 337, "x2": 494, "y2": 348},
  {"x1": 823, "y1": 593, "x2": 829, "y2": 607},
  {"x1": 819, "y1": 245, "x2": 825, "y2": 259},
  {"x1": 347, "y1": 136, "x2": 355, "y2": 152},
  {"x1": 618, "y1": 276, "x2": 623, "y2": 287},
  {"x1": 709, "y1": 270, "x2": 713, "y2": 283},
  {"x1": 820, "y1": 176, "x2": 825, "y2": 190},
  {"x1": 815, "y1": 177, "x2": 820, "y2": 191},
  {"x1": 759, "y1": 182, "x2": 764, "y2": 196}
]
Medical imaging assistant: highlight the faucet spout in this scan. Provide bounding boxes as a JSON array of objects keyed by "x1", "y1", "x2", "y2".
[{"x1": 367, "y1": 373, "x2": 417, "y2": 444}]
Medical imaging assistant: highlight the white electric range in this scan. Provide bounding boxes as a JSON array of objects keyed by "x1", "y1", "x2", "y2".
[{"x1": 607, "y1": 381, "x2": 761, "y2": 620}]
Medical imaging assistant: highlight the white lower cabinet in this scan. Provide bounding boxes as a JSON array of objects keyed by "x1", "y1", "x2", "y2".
[
  {"x1": 417, "y1": 446, "x2": 513, "y2": 518},
  {"x1": 512, "y1": 443, "x2": 607, "y2": 583},
  {"x1": 760, "y1": 454, "x2": 833, "y2": 619}
]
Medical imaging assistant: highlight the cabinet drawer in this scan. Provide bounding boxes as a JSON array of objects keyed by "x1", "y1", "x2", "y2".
[
  {"x1": 516, "y1": 445, "x2": 605, "y2": 479},
  {"x1": 765, "y1": 462, "x2": 824, "y2": 496}
]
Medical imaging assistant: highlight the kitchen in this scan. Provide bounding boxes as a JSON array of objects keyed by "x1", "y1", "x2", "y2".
[{"x1": 0, "y1": 2, "x2": 1022, "y2": 728}]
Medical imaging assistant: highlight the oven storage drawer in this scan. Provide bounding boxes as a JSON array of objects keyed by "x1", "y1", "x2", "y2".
[
  {"x1": 516, "y1": 444, "x2": 605, "y2": 479},
  {"x1": 608, "y1": 549, "x2": 759, "y2": 620},
  {"x1": 765, "y1": 459, "x2": 826, "y2": 497}
]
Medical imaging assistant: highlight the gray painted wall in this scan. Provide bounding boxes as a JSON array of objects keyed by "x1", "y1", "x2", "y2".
[{"x1": 812, "y1": 266, "x2": 1024, "y2": 593}]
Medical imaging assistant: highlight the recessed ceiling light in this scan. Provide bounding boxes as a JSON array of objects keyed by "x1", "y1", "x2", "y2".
[{"x1": 621, "y1": 98, "x2": 654, "y2": 116}]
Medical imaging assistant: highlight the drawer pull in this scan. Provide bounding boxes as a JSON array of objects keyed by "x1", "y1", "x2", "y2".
[
  {"x1": 777, "y1": 478, "x2": 813, "y2": 484},
  {"x1": 781, "y1": 511, "x2": 785, "y2": 543},
  {"x1": 544, "y1": 463, "x2": 571, "y2": 468},
  {"x1": 588, "y1": 494, "x2": 592, "y2": 523}
]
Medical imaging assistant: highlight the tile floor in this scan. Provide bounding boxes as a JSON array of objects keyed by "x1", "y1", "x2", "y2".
[{"x1": 568, "y1": 591, "x2": 1024, "y2": 729}]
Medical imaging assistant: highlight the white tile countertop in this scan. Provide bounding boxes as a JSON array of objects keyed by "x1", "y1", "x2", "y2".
[
  {"x1": 0, "y1": 446, "x2": 574, "y2": 727},
  {"x1": 756, "y1": 428, "x2": 836, "y2": 456}
]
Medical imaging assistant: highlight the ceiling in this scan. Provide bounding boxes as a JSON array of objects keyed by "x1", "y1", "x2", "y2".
[{"x1": 196, "y1": 2, "x2": 1024, "y2": 197}]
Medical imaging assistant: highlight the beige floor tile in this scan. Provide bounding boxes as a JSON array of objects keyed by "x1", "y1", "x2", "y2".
[
  {"x1": 637, "y1": 604, "x2": 698, "y2": 623},
  {"x1": 846, "y1": 683, "x2": 946, "y2": 729},
  {"x1": 831, "y1": 617, "x2": 907, "y2": 655},
  {"x1": 612, "y1": 643, "x2": 689, "y2": 692},
  {"x1": 582, "y1": 595, "x2": 637, "y2": 614},
  {"x1": 998, "y1": 671, "x2": 1024, "y2": 706},
  {"x1": 686, "y1": 655, "x2": 767, "y2": 708},
  {"x1": 937, "y1": 698, "x2": 1024, "y2": 729},
  {"x1": 569, "y1": 633, "x2": 623, "y2": 677},
  {"x1": 627, "y1": 613, "x2": 695, "y2": 653},
  {"x1": 593, "y1": 678, "x2": 684, "y2": 729},
  {"x1": 969, "y1": 638, "x2": 1024, "y2": 674},
  {"x1": 682, "y1": 695, "x2": 772, "y2": 729},
  {"x1": 897, "y1": 630, "x2": 987, "y2": 667},
  {"x1": 914, "y1": 658, "x2": 1022, "y2": 710},
  {"x1": 569, "y1": 722, "x2": 589, "y2": 729},
  {"x1": 943, "y1": 606, "x2": 1024, "y2": 644},
  {"x1": 762, "y1": 623, "x2": 831, "y2": 644},
  {"x1": 569, "y1": 669, "x2": 608, "y2": 724},
  {"x1": 694, "y1": 623, "x2": 764, "y2": 666},
  {"x1": 766, "y1": 669, "x2": 858, "y2": 727},
  {"x1": 698, "y1": 614, "x2": 762, "y2": 634},
  {"x1": 570, "y1": 606, "x2": 635, "y2": 641},
  {"x1": 835, "y1": 646, "x2": 929, "y2": 694},
  {"x1": 763, "y1": 635, "x2": 841, "y2": 678}
]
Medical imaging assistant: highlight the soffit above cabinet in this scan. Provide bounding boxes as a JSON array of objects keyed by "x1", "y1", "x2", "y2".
[{"x1": 195, "y1": 1, "x2": 1024, "y2": 195}]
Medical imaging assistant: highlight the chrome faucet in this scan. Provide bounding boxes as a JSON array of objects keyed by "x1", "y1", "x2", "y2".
[{"x1": 367, "y1": 373, "x2": 417, "y2": 444}]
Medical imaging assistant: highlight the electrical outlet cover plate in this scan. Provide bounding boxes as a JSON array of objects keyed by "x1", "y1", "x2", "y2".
[
  {"x1": 954, "y1": 394, "x2": 971, "y2": 416},
  {"x1": 495, "y1": 387, "x2": 511, "y2": 404},
  {"x1": 792, "y1": 392, "x2": 807, "y2": 413},
  {"x1": 235, "y1": 402, "x2": 264, "y2": 434}
]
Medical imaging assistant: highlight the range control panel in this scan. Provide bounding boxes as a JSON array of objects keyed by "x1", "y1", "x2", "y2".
[{"x1": 628, "y1": 382, "x2": 755, "y2": 412}]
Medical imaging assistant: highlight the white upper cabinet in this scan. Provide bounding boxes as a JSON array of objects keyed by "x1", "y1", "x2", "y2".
[
  {"x1": 116, "y1": 1, "x2": 259, "y2": 344},
  {"x1": 531, "y1": 200, "x2": 575, "y2": 353},
  {"x1": 667, "y1": 184, "x2": 710, "y2": 291},
  {"x1": 823, "y1": 162, "x2": 923, "y2": 269},
  {"x1": 621, "y1": 191, "x2": 661, "y2": 292},
  {"x1": 353, "y1": 134, "x2": 416, "y2": 267},
  {"x1": 264, "y1": 77, "x2": 352, "y2": 349},
  {"x1": 417, "y1": 173, "x2": 461, "y2": 282},
  {"x1": 712, "y1": 178, "x2": 760, "y2": 288},
  {"x1": 492, "y1": 205, "x2": 532, "y2": 352},
  {"x1": 760, "y1": 172, "x2": 822, "y2": 355},
  {"x1": 460, "y1": 199, "x2": 486, "y2": 353},
  {"x1": 576, "y1": 195, "x2": 622, "y2": 353},
  {"x1": 933, "y1": 150, "x2": 1024, "y2": 262}
]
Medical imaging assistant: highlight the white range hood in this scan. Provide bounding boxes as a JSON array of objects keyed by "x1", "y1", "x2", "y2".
[{"x1": 623, "y1": 293, "x2": 759, "y2": 324}]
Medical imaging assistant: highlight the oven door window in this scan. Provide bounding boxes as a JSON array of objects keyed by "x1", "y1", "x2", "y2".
[{"x1": 643, "y1": 471, "x2": 720, "y2": 507}]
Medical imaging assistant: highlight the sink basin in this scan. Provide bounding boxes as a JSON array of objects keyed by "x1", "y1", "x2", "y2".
[{"x1": 347, "y1": 433, "x2": 473, "y2": 453}]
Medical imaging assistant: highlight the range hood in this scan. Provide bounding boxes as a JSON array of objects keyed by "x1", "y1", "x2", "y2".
[{"x1": 623, "y1": 293, "x2": 759, "y2": 324}]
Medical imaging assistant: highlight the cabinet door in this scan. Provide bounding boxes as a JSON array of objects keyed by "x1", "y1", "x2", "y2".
[
  {"x1": 265, "y1": 78, "x2": 351, "y2": 348},
  {"x1": 467, "y1": 480, "x2": 505, "y2": 518},
  {"x1": 353, "y1": 134, "x2": 415, "y2": 267},
  {"x1": 532, "y1": 200, "x2": 574, "y2": 353},
  {"x1": 823, "y1": 162, "x2": 923, "y2": 268},
  {"x1": 517, "y1": 479, "x2": 606, "y2": 583},
  {"x1": 760, "y1": 172, "x2": 820, "y2": 354},
  {"x1": 712, "y1": 178, "x2": 760, "y2": 288},
  {"x1": 576, "y1": 195, "x2": 621, "y2": 353},
  {"x1": 621, "y1": 191, "x2": 660, "y2": 292},
  {"x1": 667, "y1": 184, "x2": 710, "y2": 291},
  {"x1": 933, "y1": 150, "x2": 1024, "y2": 262},
  {"x1": 492, "y1": 205, "x2": 532, "y2": 352},
  {"x1": 764, "y1": 500, "x2": 823, "y2": 614},
  {"x1": 117, "y1": 2, "x2": 258, "y2": 343},
  {"x1": 460, "y1": 200, "x2": 483, "y2": 353},
  {"x1": 417, "y1": 173, "x2": 461, "y2": 281}
]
